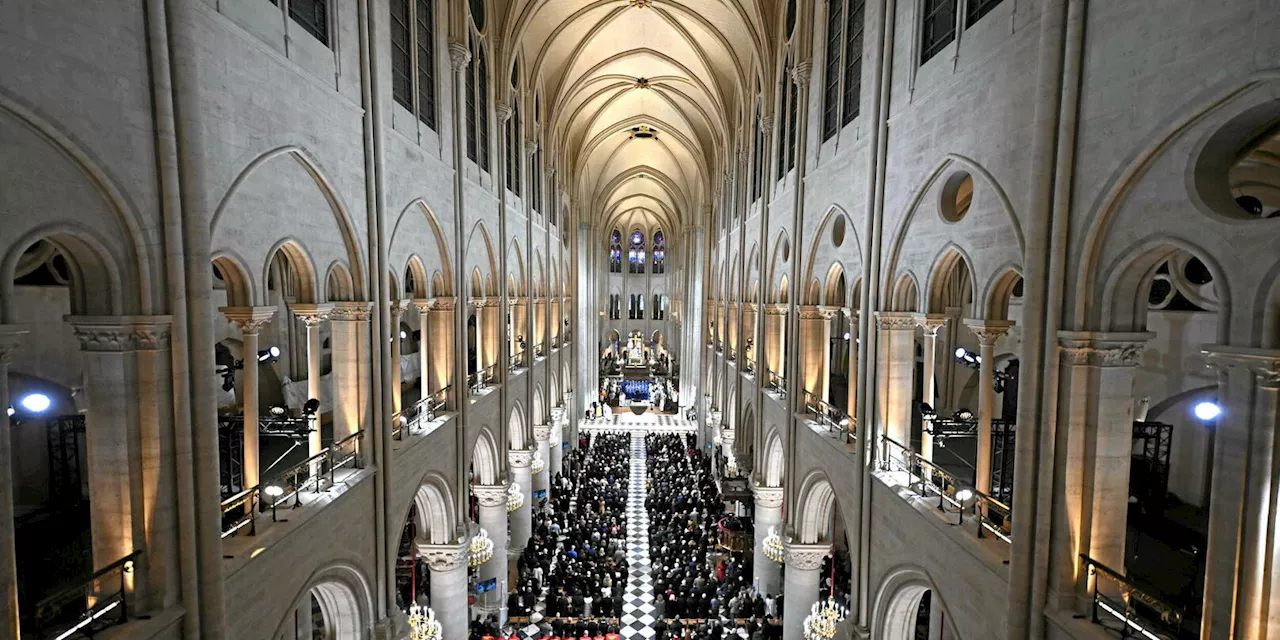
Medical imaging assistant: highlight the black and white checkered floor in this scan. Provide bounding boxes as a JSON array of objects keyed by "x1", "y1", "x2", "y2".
[{"x1": 619, "y1": 431, "x2": 658, "y2": 639}]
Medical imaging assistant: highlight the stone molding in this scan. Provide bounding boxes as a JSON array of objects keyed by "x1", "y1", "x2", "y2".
[
  {"x1": 330, "y1": 301, "x2": 373, "y2": 321},
  {"x1": 495, "y1": 103, "x2": 514, "y2": 122},
  {"x1": 798, "y1": 305, "x2": 836, "y2": 320},
  {"x1": 428, "y1": 297, "x2": 456, "y2": 311},
  {"x1": 764, "y1": 304, "x2": 789, "y2": 316},
  {"x1": 508, "y1": 448, "x2": 534, "y2": 469},
  {"x1": 784, "y1": 542, "x2": 831, "y2": 570},
  {"x1": 471, "y1": 297, "x2": 499, "y2": 309},
  {"x1": 964, "y1": 319, "x2": 1015, "y2": 346},
  {"x1": 533, "y1": 425, "x2": 551, "y2": 442},
  {"x1": 0, "y1": 325, "x2": 30, "y2": 363},
  {"x1": 448, "y1": 42, "x2": 471, "y2": 71},
  {"x1": 790, "y1": 61, "x2": 813, "y2": 87},
  {"x1": 915, "y1": 313, "x2": 948, "y2": 335},
  {"x1": 1203, "y1": 345, "x2": 1280, "y2": 388},
  {"x1": 752, "y1": 485, "x2": 784, "y2": 508},
  {"x1": 875, "y1": 312, "x2": 918, "y2": 331},
  {"x1": 1059, "y1": 331, "x2": 1153, "y2": 368},
  {"x1": 417, "y1": 542, "x2": 469, "y2": 571},
  {"x1": 292, "y1": 303, "x2": 334, "y2": 327},
  {"x1": 759, "y1": 115, "x2": 775, "y2": 133},
  {"x1": 472, "y1": 484, "x2": 508, "y2": 507},
  {"x1": 68, "y1": 315, "x2": 174, "y2": 352},
  {"x1": 221, "y1": 306, "x2": 277, "y2": 334},
  {"x1": 388, "y1": 299, "x2": 412, "y2": 317},
  {"x1": 411, "y1": 298, "x2": 433, "y2": 312}
]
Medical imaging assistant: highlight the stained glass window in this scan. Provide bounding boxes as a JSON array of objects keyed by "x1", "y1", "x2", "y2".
[
  {"x1": 609, "y1": 230, "x2": 623, "y2": 273},
  {"x1": 628, "y1": 231, "x2": 645, "y2": 274},
  {"x1": 652, "y1": 230, "x2": 666, "y2": 274}
]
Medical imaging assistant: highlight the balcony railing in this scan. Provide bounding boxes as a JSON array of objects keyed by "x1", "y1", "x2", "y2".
[
  {"x1": 1079, "y1": 554, "x2": 1185, "y2": 640},
  {"x1": 765, "y1": 370, "x2": 786, "y2": 396},
  {"x1": 392, "y1": 385, "x2": 450, "y2": 440},
  {"x1": 742, "y1": 357, "x2": 755, "y2": 374},
  {"x1": 220, "y1": 429, "x2": 364, "y2": 538},
  {"x1": 509, "y1": 350, "x2": 525, "y2": 370},
  {"x1": 879, "y1": 435, "x2": 1011, "y2": 546},
  {"x1": 34, "y1": 550, "x2": 141, "y2": 640},
  {"x1": 801, "y1": 389, "x2": 855, "y2": 444},
  {"x1": 534, "y1": 343, "x2": 545, "y2": 357},
  {"x1": 469, "y1": 363, "x2": 498, "y2": 394}
]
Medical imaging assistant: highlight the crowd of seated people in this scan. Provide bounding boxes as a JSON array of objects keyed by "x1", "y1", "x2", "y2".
[
  {"x1": 501, "y1": 434, "x2": 629, "y2": 638},
  {"x1": 645, "y1": 434, "x2": 783, "y2": 639}
]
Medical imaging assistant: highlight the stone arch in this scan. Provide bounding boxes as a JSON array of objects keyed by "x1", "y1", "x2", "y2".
[
  {"x1": 269, "y1": 563, "x2": 374, "y2": 640},
  {"x1": 925, "y1": 245, "x2": 975, "y2": 314},
  {"x1": 1258, "y1": 256, "x2": 1280, "y2": 348},
  {"x1": 776, "y1": 275, "x2": 790, "y2": 304},
  {"x1": 389, "y1": 200, "x2": 454, "y2": 296},
  {"x1": 465, "y1": 221, "x2": 498, "y2": 297},
  {"x1": 404, "y1": 255, "x2": 429, "y2": 298},
  {"x1": 213, "y1": 253, "x2": 256, "y2": 309},
  {"x1": 533, "y1": 384, "x2": 546, "y2": 423},
  {"x1": 412, "y1": 473, "x2": 457, "y2": 545},
  {"x1": 871, "y1": 565, "x2": 959, "y2": 640},
  {"x1": 3, "y1": 226, "x2": 126, "y2": 319},
  {"x1": 983, "y1": 265, "x2": 1024, "y2": 322},
  {"x1": 824, "y1": 262, "x2": 848, "y2": 307},
  {"x1": 890, "y1": 272, "x2": 920, "y2": 313},
  {"x1": 509, "y1": 402, "x2": 528, "y2": 450},
  {"x1": 471, "y1": 428, "x2": 501, "y2": 485},
  {"x1": 1097, "y1": 236, "x2": 1232, "y2": 341},
  {"x1": 264, "y1": 239, "x2": 319, "y2": 305},
  {"x1": 795, "y1": 470, "x2": 837, "y2": 544},
  {"x1": 763, "y1": 430, "x2": 785, "y2": 488},
  {"x1": 804, "y1": 206, "x2": 862, "y2": 287},
  {"x1": 326, "y1": 261, "x2": 356, "y2": 302}
]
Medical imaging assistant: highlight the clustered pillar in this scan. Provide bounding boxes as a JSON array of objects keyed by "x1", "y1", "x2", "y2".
[
  {"x1": 419, "y1": 542, "x2": 469, "y2": 640},
  {"x1": 472, "y1": 483, "x2": 509, "y2": 619},
  {"x1": 752, "y1": 484, "x2": 784, "y2": 598},
  {"x1": 782, "y1": 542, "x2": 831, "y2": 640}
]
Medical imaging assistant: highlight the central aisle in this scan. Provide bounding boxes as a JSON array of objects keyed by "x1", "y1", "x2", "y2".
[{"x1": 620, "y1": 432, "x2": 658, "y2": 639}]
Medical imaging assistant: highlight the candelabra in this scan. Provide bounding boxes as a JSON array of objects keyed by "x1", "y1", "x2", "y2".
[
  {"x1": 469, "y1": 528, "x2": 494, "y2": 567},
  {"x1": 762, "y1": 527, "x2": 785, "y2": 564},
  {"x1": 803, "y1": 597, "x2": 848, "y2": 640},
  {"x1": 407, "y1": 603, "x2": 442, "y2": 640},
  {"x1": 507, "y1": 483, "x2": 525, "y2": 513}
]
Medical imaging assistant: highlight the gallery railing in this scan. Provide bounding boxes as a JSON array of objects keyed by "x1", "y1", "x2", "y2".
[
  {"x1": 1079, "y1": 554, "x2": 1185, "y2": 639},
  {"x1": 33, "y1": 550, "x2": 141, "y2": 640},
  {"x1": 764, "y1": 370, "x2": 786, "y2": 396},
  {"x1": 509, "y1": 349, "x2": 525, "y2": 370},
  {"x1": 220, "y1": 430, "x2": 364, "y2": 538},
  {"x1": 391, "y1": 386, "x2": 450, "y2": 440},
  {"x1": 879, "y1": 435, "x2": 1011, "y2": 545},
  {"x1": 801, "y1": 390, "x2": 855, "y2": 444},
  {"x1": 469, "y1": 364, "x2": 498, "y2": 394}
]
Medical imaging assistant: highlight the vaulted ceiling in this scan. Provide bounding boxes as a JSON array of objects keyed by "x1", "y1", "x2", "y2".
[{"x1": 505, "y1": 0, "x2": 770, "y2": 235}]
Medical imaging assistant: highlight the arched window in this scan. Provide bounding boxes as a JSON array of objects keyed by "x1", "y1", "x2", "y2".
[
  {"x1": 628, "y1": 230, "x2": 646, "y2": 274},
  {"x1": 821, "y1": 0, "x2": 866, "y2": 140},
  {"x1": 465, "y1": 23, "x2": 490, "y2": 171},
  {"x1": 390, "y1": 0, "x2": 437, "y2": 128},
  {"x1": 776, "y1": 55, "x2": 798, "y2": 180},
  {"x1": 750, "y1": 96, "x2": 764, "y2": 203},
  {"x1": 652, "y1": 230, "x2": 666, "y2": 273},
  {"x1": 531, "y1": 94, "x2": 543, "y2": 215},
  {"x1": 609, "y1": 230, "x2": 623, "y2": 273},
  {"x1": 505, "y1": 62, "x2": 522, "y2": 196},
  {"x1": 653, "y1": 294, "x2": 665, "y2": 320}
]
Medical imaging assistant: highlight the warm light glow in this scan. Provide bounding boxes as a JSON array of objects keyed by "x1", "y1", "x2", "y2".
[
  {"x1": 955, "y1": 347, "x2": 966, "y2": 358},
  {"x1": 5, "y1": 407, "x2": 13, "y2": 417},
  {"x1": 400, "y1": 330, "x2": 408, "y2": 340},
  {"x1": 955, "y1": 489, "x2": 973, "y2": 502},
  {"x1": 20, "y1": 393, "x2": 51, "y2": 413},
  {"x1": 842, "y1": 332, "x2": 851, "y2": 341},
  {"x1": 264, "y1": 485, "x2": 285, "y2": 498},
  {"x1": 1194, "y1": 401, "x2": 1221, "y2": 421}
]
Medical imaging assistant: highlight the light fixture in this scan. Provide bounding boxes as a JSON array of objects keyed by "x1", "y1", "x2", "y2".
[
  {"x1": 955, "y1": 489, "x2": 973, "y2": 502},
  {"x1": 469, "y1": 528, "x2": 494, "y2": 567},
  {"x1": 954, "y1": 409, "x2": 974, "y2": 422},
  {"x1": 269, "y1": 405, "x2": 287, "y2": 417},
  {"x1": 955, "y1": 347, "x2": 966, "y2": 358},
  {"x1": 258, "y1": 346, "x2": 281, "y2": 362},
  {"x1": 400, "y1": 330, "x2": 408, "y2": 340},
  {"x1": 1194, "y1": 401, "x2": 1222, "y2": 421},
  {"x1": 407, "y1": 603, "x2": 443, "y2": 640},
  {"x1": 842, "y1": 332, "x2": 851, "y2": 341},
  {"x1": 6, "y1": 407, "x2": 13, "y2": 417},
  {"x1": 803, "y1": 597, "x2": 848, "y2": 640},
  {"x1": 20, "y1": 393, "x2": 51, "y2": 414},
  {"x1": 264, "y1": 485, "x2": 284, "y2": 498},
  {"x1": 762, "y1": 527, "x2": 785, "y2": 564},
  {"x1": 507, "y1": 483, "x2": 525, "y2": 513}
]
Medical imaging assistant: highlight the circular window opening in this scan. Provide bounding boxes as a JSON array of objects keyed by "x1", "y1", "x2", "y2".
[
  {"x1": 832, "y1": 216, "x2": 846, "y2": 248},
  {"x1": 940, "y1": 172, "x2": 974, "y2": 222},
  {"x1": 1183, "y1": 257, "x2": 1214, "y2": 285}
]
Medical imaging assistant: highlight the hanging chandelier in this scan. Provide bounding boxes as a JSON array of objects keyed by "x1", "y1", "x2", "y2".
[
  {"x1": 803, "y1": 597, "x2": 848, "y2": 640},
  {"x1": 531, "y1": 454, "x2": 545, "y2": 475},
  {"x1": 762, "y1": 527, "x2": 785, "y2": 564},
  {"x1": 407, "y1": 603, "x2": 442, "y2": 640},
  {"x1": 469, "y1": 528, "x2": 494, "y2": 567},
  {"x1": 507, "y1": 483, "x2": 525, "y2": 513}
]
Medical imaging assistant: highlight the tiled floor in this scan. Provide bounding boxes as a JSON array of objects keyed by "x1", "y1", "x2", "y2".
[{"x1": 619, "y1": 431, "x2": 657, "y2": 639}]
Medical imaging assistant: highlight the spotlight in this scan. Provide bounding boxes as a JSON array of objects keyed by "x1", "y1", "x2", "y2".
[
  {"x1": 1193, "y1": 401, "x2": 1221, "y2": 421},
  {"x1": 400, "y1": 330, "x2": 408, "y2": 340},
  {"x1": 6, "y1": 407, "x2": 13, "y2": 417},
  {"x1": 258, "y1": 347, "x2": 280, "y2": 362},
  {"x1": 263, "y1": 485, "x2": 284, "y2": 498},
  {"x1": 843, "y1": 332, "x2": 851, "y2": 341},
  {"x1": 955, "y1": 347, "x2": 966, "y2": 359},
  {"x1": 955, "y1": 409, "x2": 974, "y2": 422},
  {"x1": 919, "y1": 402, "x2": 936, "y2": 420},
  {"x1": 303, "y1": 398, "x2": 321, "y2": 417},
  {"x1": 269, "y1": 405, "x2": 288, "y2": 417},
  {"x1": 955, "y1": 489, "x2": 973, "y2": 502},
  {"x1": 20, "y1": 393, "x2": 51, "y2": 414}
]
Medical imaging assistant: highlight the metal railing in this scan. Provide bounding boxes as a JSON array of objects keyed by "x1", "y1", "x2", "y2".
[
  {"x1": 509, "y1": 350, "x2": 525, "y2": 370},
  {"x1": 469, "y1": 363, "x2": 498, "y2": 394},
  {"x1": 742, "y1": 357, "x2": 755, "y2": 374},
  {"x1": 392, "y1": 385, "x2": 450, "y2": 440},
  {"x1": 879, "y1": 435, "x2": 1011, "y2": 545},
  {"x1": 801, "y1": 390, "x2": 855, "y2": 443},
  {"x1": 534, "y1": 342, "x2": 545, "y2": 357},
  {"x1": 765, "y1": 370, "x2": 786, "y2": 396},
  {"x1": 34, "y1": 550, "x2": 141, "y2": 639},
  {"x1": 220, "y1": 430, "x2": 364, "y2": 538},
  {"x1": 1079, "y1": 554, "x2": 1185, "y2": 639}
]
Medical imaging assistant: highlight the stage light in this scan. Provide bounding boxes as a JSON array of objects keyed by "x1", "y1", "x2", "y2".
[
  {"x1": 955, "y1": 347, "x2": 966, "y2": 358},
  {"x1": 400, "y1": 330, "x2": 408, "y2": 340},
  {"x1": 20, "y1": 393, "x2": 51, "y2": 414},
  {"x1": 843, "y1": 332, "x2": 851, "y2": 341},
  {"x1": 1194, "y1": 401, "x2": 1221, "y2": 421},
  {"x1": 6, "y1": 407, "x2": 13, "y2": 417},
  {"x1": 269, "y1": 405, "x2": 287, "y2": 416},
  {"x1": 264, "y1": 485, "x2": 284, "y2": 498},
  {"x1": 955, "y1": 489, "x2": 973, "y2": 502},
  {"x1": 258, "y1": 347, "x2": 280, "y2": 362}
]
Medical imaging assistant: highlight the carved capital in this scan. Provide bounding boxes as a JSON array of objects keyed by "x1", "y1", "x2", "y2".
[
  {"x1": 964, "y1": 319, "x2": 1014, "y2": 346},
  {"x1": 448, "y1": 42, "x2": 471, "y2": 71},
  {"x1": 221, "y1": 306, "x2": 277, "y2": 335},
  {"x1": 1059, "y1": 331, "x2": 1153, "y2": 368},
  {"x1": 411, "y1": 298, "x2": 433, "y2": 313},
  {"x1": 1202, "y1": 345, "x2": 1280, "y2": 389},
  {"x1": 533, "y1": 425, "x2": 552, "y2": 442},
  {"x1": 388, "y1": 299, "x2": 411, "y2": 318},
  {"x1": 496, "y1": 103, "x2": 514, "y2": 122},
  {"x1": 752, "y1": 484, "x2": 784, "y2": 509},
  {"x1": 759, "y1": 115, "x2": 775, "y2": 132},
  {"x1": 0, "y1": 326, "x2": 29, "y2": 364},
  {"x1": 417, "y1": 542, "x2": 469, "y2": 571},
  {"x1": 68, "y1": 316, "x2": 174, "y2": 352},
  {"x1": 293, "y1": 303, "x2": 334, "y2": 327},
  {"x1": 764, "y1": 303, "x2": 789, "y2": 316},
  {"x1": 916, "y1": 313, "x2": 948, "y2": 336},
  {"x1": 790, "y1": 61, "x2": 814, "y2": 87},
  {"x1": 784, "y1": 542, "x2": 831, "y2": 571},
  {"x1": 508, "y1": 448, "x2": 534, "y2": 469},
  {"x1": 526, "y1": 140, "x2": 540, "y2": 156},
  {"x1": 875, "y1": 312, "x2": 918, "y2": 331},
  {"x1": 329, "y1": 301, "x2": 373, "y2": 322},
  {"x1": 798, "y1": 305, "x2": 836, "y2": 320},
  {"x1": 472, "y1": 484, "x2": 508, "y2": 507},
  {"x1": 428, "y1": 297, "x2": 456, "y2": 311}
]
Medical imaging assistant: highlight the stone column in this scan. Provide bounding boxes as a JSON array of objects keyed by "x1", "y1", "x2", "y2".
[
  {"x1": 551, "y1": 297, "x2": 562, "y2": 345},
  {"x1": 418, "y1": 542, "x2": 469, "y2": 640},
  {"x1": 533, "y1": 297, "x2": 547, "y2": 355},
  {"x1": 1199, "y1": 346, "x2": 1280, "y2": 639},
  {"x1": 1048, "y1": 332, "x2": 1150, "y2": 615},
  {"x1": 388, "y1": 300, "x2": 409, "y2": 415},
  {"x1": 533, "y1": 425, "x2": 552, "y2": 503},
  {"x1": 753, "y1": 485, "x2": 784, "y2": 597},
  {"x1": 876, "y1": 313, "x2": 918, "y2": 451},
  {"x1": 0, "y1": 326, "x2": 28, "y2": 637},
  {"x1": 479, "y1": 299, "x2": 500, "y2": 374},
  {"x1": 292, "y1": 304, "x2": 333, "y2": 459},
  {"x1": 743, "y1": 303, "x2": 757, "y2": 370},
  {"x1": 549, "y1": 409, "x2": 566, "y2": 476},
  {"x1": 413, "y1": 300, "x2": 432, "y2": 397},
  {"x1": 221, "y1": 307, "x2": 277, "y2": 493},
  {"x1": 917, "y1": 315, "x2": 948, "y2": 463},
  {"x1": 963, "y1": 320, "x2": 1013, "y2": 495},
  {"x1": 798, "y1": 306, "x2": 835, "y2": 402},
  {"x1": 764, "y1": 304, "x2": 787, "y2": 386},
  {"x1": 508, "y1": 449, "x2": 533, "y2": 554},
  {"x1": 427, "y1": 298, "x2": 456, "y2": 406},
  {"x1": 728, "y1": 302, "x2": 739, "y2": 358},
  {"x1": 782, "y1": 543, "x2": 831, "y2": 640},
  {"x1": 512, "y1": 297, "x2": 529, "y2": 366},
  {"x1": 473, "y1": 484, "x2": 509, "y2": 618},
  {"x1": 329, "y1": 303, "x2": 371, "y2": 444}
]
